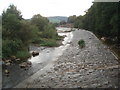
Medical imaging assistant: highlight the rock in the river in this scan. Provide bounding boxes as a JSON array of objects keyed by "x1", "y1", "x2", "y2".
[
  {"x1": 5, "y1": 70, "x2": 9, "y2": 73},
  {"x1": 19, "y1": 61, "x2": 32, "y2": 68},
  {"x1": 5, "y1": 69, "x2": 10, "y2": 76},
  {"x1": 19, "y1": 62, "x2": 27, "y2": 68},
  {"x1": 5, "y1": 60, "x2": 12, "y2": 63},
  {"x1": 15, "y1": 30, "x2": 119, "y2": 88},
  {"x1": 5, "y1": 62, "x2": 11, "y2": 66},
  {"x1": 15, "y1": 58, "x2": 20, "y2": 61},
  {"x1": 4, "y1": 60, "x2": 12, "y2": 66},
  {"x1": 32, "y1": 51, "x2": 39, "y2": 57}
]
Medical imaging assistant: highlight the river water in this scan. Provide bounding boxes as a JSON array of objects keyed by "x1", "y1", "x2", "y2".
[{"x1": 2, "y1": 27, "x2": 73, "y2": 88}]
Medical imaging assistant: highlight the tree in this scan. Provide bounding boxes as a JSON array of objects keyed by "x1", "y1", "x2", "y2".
[
  {"x1": 2, "y1": 5, "x2": 34, "y2": 59},
  {"x1": 2, "y1": 13, "x2": 21, "y2": 39},
  {"x1": 67, "y1": 15, "x2": 77, "y2": 23},
  {"x1": 31, "y1": 14, "x2": 49, "y2": 31},
  {"x1": 42, "y1": 24, "x2": 57, "y2": 39},
  {"x1": 2, "y1": 4, "x2": 22, "y2": 20},
  {"x1": 73, "y1": 2, "x2": 119, "y2": 41},
  {"x1": 74, "y1": 15, "x2": 83, "y2": 29}
]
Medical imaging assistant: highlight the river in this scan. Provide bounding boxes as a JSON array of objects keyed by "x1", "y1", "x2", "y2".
[{"x1": 2, "y1": 27, "x2": 73, "y2": 88}]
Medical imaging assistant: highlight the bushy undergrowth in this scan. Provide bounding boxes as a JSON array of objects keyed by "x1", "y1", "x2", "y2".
[
  {"x1": 33, "y1": 38, "x2": 58, "y2": 47},
  {"x1": 40, "y1": 38, "x2": 58, "y2": 47},
  {"x1": 2, "y1": 39, "x2": 30, "y2": 59},
  {"x1": 15, "y1": 50, "x2": 30, "y2": 59}
]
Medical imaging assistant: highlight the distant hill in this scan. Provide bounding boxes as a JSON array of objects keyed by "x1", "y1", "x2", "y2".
[{"x1": 47, "y1": 16, "x2": 68, "y2": 23}]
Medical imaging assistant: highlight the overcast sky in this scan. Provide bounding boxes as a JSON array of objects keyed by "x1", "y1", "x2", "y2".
[{"x1": 0, "y1": 0, "x2": 94, "y2": 19}]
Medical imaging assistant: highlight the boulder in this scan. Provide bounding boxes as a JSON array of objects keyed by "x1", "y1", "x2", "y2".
[{"x1": 32, "y1": 51, "x2": 39, "y2": 57}]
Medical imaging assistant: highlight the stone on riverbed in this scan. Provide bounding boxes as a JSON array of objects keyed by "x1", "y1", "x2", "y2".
[
  {"x1": 5, "y1": 69, "x2": 10, "y2": 76},
  {"x1": 19, "y1": 62, "x2": 27, "y2": 68},
  {"x1": 11, "y1": 56, "x2": 16, "y2": 60},
  {"x1": 5, "y1": 62, "x2": 11, "y2": 66},
  {"x1": 3, "y1": 60, "x2": 12, "y2": 66},
  {"x1": 19, "y1": 61, "x2": 32, "y2": 69},
  {"x1": 32, "y1": 51, "x2": 39, "y2": 57},
  {"x1": 15, "y1": 58, "x2": 21, "y2": 61},
  {"x1": 5, "y1": 60, "x2": 12, "y2": 63}
]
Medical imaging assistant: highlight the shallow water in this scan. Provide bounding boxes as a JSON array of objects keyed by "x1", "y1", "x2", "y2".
[
  {"x1": 3, "y1": 28, "x2": 73, "y2": 88},
  {"x1": 29, "y1": 32, "x2": 73, "y2": 64}
]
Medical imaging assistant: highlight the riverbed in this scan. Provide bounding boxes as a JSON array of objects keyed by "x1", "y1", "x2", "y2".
[{"x1": 15, "y1": 28, "x2": 120, "y2": 88}]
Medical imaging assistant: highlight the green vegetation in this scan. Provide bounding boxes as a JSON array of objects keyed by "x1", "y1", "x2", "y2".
[
  {"x1": 39, "y1": 38, "x2": 58, "y2": 47},
  {"x1": 67, "y1": 15, "x2": 77, "y2": 24},
  {"x1": 15, "y1": 50, "x2": 30, "y2": 59},
  {"x1": 68, "y1": 2, "x2": 120, "y2": 58},
  {"x1": 30, "y1": 14, "x2": 59, "y2": 47},
  {"x1": 69, "y1": 3, "x2": 119, "y2": 43},
  {"x1": 2, "y1": 4, "x2": 59, "y2": 60},
  {"x1": 78, "y1": 40, "x2": 85, "y2": 48}
]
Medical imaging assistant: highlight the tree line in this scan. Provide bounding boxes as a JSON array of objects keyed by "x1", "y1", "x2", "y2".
[
  {"x1": 68, "y1": 2, "x2": 120, "y2": 43},
  {"x1": 2, "y1": 5, "x2": 59, "y2": 60}
]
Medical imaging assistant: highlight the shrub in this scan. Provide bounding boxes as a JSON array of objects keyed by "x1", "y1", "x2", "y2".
[
  {"x1": 78, "y1": 39, "x2": 85, "y2": 48},
  {"x1": 2, "y1": 39, "x2": 22, "y2": 59},
  {"x1": 32, "y1": 38, "x2": 44, "y2": 44},
  {"x1": 56, "y1": 35, "x2": 64, "y2": 40},
  {"x1": 15, "y1": 50, "x2": 30, "y2": 59},
  {"x1": 32, "y1": 37, "x2": 59, "y2": 47},
  {"x1": 41, "y1": 24, "x2": 57, "y2": 39},
  {"x1": 2, "y1": 39, "x2": 30, "y2": 59},
  {"x1": 40, "y1": 38, "x2": 58, "y2": 47}
]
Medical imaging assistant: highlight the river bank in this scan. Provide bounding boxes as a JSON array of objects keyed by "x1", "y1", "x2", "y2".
[{"x1": 15, "y1": 29, "x2": 120, "y2": 88}]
